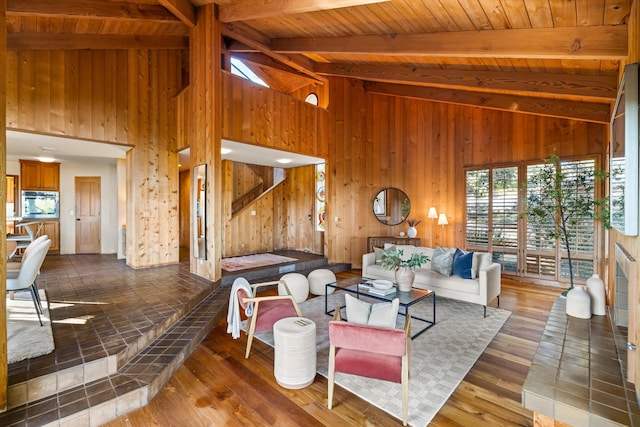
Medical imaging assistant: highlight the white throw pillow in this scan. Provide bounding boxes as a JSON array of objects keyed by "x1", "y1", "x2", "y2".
[{"x1": 345, "y1": 294, "x2": 399, "y2": 328}]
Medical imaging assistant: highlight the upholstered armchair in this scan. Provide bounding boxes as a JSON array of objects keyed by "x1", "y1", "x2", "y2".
[
  {"x1": 328, "y1": 308, "x2": 411, "y2": 426},
  {"x1": 227, "y1": 277, "x2": 302, "y2": 358}
]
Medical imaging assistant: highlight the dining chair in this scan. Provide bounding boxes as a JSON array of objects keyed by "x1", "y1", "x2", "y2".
[
  {"x1": 328, "y1": 308, "x2": 411, "y2": 426},
  {"x1": 6, "y1": 239, "x2": 52, "y2": 327},
  {"x1": 227, "y1": 277, "x2": 302, "y2": 358}
]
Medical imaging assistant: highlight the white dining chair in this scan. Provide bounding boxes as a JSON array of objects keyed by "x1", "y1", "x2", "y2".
[{"x1": 6, "y1": 239, "x2": 51, "y2": 327}]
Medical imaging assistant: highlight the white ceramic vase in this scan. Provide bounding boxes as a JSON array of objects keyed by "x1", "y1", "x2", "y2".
[
  {"x1": 586, "y1": 274, "x2": 606, "y2": 316},
  {"x1": 395, "y1": 267, "x2": 415, "y2": 292},
  {"x1": 566, "y1": 285, "x2": 592, "y2": 319},
  {"x1": 407, "y1": 226, "x2": 417, "y2": 238}
]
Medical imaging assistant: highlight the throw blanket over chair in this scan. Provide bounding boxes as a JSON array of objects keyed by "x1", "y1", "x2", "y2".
[
  {"x1": 227, "y1": 277, "x2": 302, "y2": 358},
  {"x1": 328, "y1": 309, "x2": 411, "y2": 426}
]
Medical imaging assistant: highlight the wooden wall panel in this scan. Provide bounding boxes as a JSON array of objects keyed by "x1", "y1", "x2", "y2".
[
  {"x1": 327, "y1": 76, "x2": 608, "y2": 267},
  {"x1": 6, "y1": 49, "x2": 133, "y2": 145},
  {"x1": 221, "y1": 72, "x2": 330, "y2": 160}
]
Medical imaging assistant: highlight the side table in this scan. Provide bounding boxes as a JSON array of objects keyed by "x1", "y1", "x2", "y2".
[{"x1": 273, "y1": 317, "x2": 317, "y2": 389}]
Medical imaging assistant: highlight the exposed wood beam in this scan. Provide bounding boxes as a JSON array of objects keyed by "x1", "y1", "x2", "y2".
[
  {"x1": 365, "y1": 82, "x2": 610, "y2": 124},
  {"x1": 271, "y1": 26, "x2": 628, "y2": 60},
  {"x1": 222, "y1": 22, "x2": 326, "y2": 82},
  {"x1": 219, "y1": 0, "x2": 390, "y2": 23},
  {"x1": 233, "y1": 52, "x2": 319, "y2": 84},
  {"x1": 7, "y1": 33, "x2": 189, "y2": 50},
  {"x1": 315, "y1": 63, "x2": 617, "y2": 102},
  {"x1": 6, "y1": 0, "x2": 180, "y2": 23},
  {"x1": 157, "y1": 0, "x2": 196, "y2": 28}
]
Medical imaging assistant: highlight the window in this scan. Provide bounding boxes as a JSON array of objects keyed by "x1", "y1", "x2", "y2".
[
  {"x1": 230, "y1": 58, "x2": 269, "y2": 87},
  {"x1": 465, "y1": 158, "x2": 600, "y2": 285}
]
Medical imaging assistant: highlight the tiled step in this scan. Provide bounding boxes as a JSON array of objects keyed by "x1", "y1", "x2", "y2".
[{"x1": 1, "y1": 286, "x2": 231, "y2": 427}]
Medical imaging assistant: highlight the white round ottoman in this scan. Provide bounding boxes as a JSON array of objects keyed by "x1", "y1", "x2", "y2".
[
  {"x1": 307, "y1": 269, "x2": 337, "y2": 296},
  {"x1": 273, "y1": 317, "x2": 317, "y2": 389},
  {"x1": 279, "y1": 273, "x2": 309, "y2": 303}
]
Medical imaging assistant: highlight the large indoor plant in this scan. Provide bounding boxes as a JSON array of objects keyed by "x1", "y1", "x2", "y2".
[
  {"x1": 381, "y1": 249, "x2": 429, "y2": 291},
  {"x1": 521, "y1": 154, "x2": 610, "y2": 292}
]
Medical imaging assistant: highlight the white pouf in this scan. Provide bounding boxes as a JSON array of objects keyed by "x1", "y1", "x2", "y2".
[
  {"x1": 586, "y1": 274, "x2": 606, "y2": 316},
  {"x1": 279, "y1": 273, "x2": 309, "y2": 303},
  {"x1": 307, "y1": 269, "x2": 337, "y2": 296},
  {"x1": 273, "y1": 317, "x2": 317, "y2": 389},
  {"x1": 566, "y1": 285, "x2": 592, "y2": 319}
]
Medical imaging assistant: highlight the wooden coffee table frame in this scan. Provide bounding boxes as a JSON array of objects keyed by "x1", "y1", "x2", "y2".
[{"x1": 325, "y1": 276, "x2": 436, "y2": 339}]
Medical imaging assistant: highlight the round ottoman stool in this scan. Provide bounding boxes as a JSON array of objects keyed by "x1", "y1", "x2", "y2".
[
  {"x1": 307, "y1": 269, "x2": 337, "y2": 296},
  {"x1": 279, "y1": 273, "x2": 309, "y2": 303},
  {"x1": 273, "y1": 317, "x2": 317, "y2": 389}
]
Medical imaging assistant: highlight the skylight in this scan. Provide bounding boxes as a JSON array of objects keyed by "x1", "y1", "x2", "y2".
[{"x1": 230, "y1": 58, "x2": 269, "y2": 87}]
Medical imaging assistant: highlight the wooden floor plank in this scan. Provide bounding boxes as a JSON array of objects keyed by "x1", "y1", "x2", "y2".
[{"x1": 104, "y1": 274, "x2": 561, "y2": 426}]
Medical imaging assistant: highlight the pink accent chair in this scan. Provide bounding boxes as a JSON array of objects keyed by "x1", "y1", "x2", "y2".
[
  {"x1": 239, "y1": 280, "x2": 302, "y2": 358},
  {"x1": 328, "y1": 308, "x2": 411, "y2": 426}
]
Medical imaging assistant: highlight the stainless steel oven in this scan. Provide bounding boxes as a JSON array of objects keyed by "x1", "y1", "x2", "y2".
[{"x1": 21, "y1": 191, "x2": 60, "y2": 219}]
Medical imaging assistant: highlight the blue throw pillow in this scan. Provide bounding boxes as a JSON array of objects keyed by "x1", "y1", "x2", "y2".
[{"x1": 452, "y1": 248, "x2": 474, "y2": 279}]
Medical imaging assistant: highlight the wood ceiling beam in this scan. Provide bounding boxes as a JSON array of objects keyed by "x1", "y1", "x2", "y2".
[
  {"x1": 365, "y1": 82, "x2": 611, "y2": 124},
  {"x1": 157, "y1": 0, "x2": 195, "y2": 28},
  {"x1": 6, "y1": 0, "x2": 181, "y2": 23},
  {"x1": 271, "y1": 26, "x2": 628, "y2": 60},
  {"x1": 219, "y1": 0, "x2": 390, "y2": 23},
  {"x1": 7, "y1": 33, "x2": 188, "y2": 50},
  {"x1": 315, "y1": 63, "x2": 617, "y2": 102},
  {"x1": 222, "y1": 22, "x2": 326, "y2": 82}
]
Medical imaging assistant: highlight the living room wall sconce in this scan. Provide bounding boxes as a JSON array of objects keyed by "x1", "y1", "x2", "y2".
[
  {"x1": 428, "y1": 207, "x2": 438, "y2": 245},
  {"x1": 438, "y1": 213, "x2": 448, "y2": 244}
]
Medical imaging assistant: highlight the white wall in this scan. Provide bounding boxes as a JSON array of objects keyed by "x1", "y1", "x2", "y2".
[{"x1": 59, "y1": 159, "x2": 119, "y2": 254}]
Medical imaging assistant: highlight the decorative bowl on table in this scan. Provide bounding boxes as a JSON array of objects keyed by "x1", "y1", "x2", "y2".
[{"x1": 370, "y1": 279, "x2": 394, "y2": 290}]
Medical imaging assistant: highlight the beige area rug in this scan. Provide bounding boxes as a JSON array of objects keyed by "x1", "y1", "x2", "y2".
[
  {"x1": 7, "y1": 289, "x2": 55, "y2": 364},
  {"x1": 221, "y1": 253, "x2": 298, "y2": 272},
  {"x1": 253, "y1": 292, "x2": 511, "y2": 427}
]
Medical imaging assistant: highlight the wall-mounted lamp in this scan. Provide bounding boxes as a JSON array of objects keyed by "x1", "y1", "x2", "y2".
[
  {"x1": 428, "y1": 207, "x2": 438, "y2": 245},
  {"x1": 438, "y1": 213, "x2": 448, "y2": 244}
]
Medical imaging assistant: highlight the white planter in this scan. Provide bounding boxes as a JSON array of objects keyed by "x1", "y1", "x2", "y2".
[
  {"x1": 407, "y1": 226, "x2": 417, "y2": 238},
  {"x1": 566, "y1": 285, "x2": 592, "y2": 319},
  {"x1": 586, "y1": 274, "x2": 606, "y2": 316},
  {"x1": 395, "y1": 267, "x2": 415, "y2": 292}
]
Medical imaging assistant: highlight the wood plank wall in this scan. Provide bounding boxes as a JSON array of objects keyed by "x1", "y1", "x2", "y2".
[
  {"x1": 1, "y1": 0, "x2": 8, "y2": 411},
  {"x1": 327, "y1": 77, "x2": 608, "y2": 268},
  {"x1": 221, "y1": 72, "x2": 330, "y2": 159},
  {"x1": 5, "y1": 48, "x2": 184, "y2": 269},
  {"x1": 6, "y1": 50, "x2": 130, "y2": 144}
]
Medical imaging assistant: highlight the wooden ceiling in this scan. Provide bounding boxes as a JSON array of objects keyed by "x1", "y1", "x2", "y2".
[{"x1": 6, "y1": 0, "x2": 632, "y2": 123}]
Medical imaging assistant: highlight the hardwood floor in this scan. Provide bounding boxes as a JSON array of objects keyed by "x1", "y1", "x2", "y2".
[{"x1": 104, "y1": 272, "x2": 561, "y2": 427}]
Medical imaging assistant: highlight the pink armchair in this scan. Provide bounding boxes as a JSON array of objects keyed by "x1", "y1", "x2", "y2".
[{"x1": 327, "y1": 308, "x2": 411, "y2": 426}]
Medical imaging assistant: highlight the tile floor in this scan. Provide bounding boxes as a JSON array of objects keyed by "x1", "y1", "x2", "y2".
[{"x1": 1, "y1": 251, "x2": 340, "y2": 426}]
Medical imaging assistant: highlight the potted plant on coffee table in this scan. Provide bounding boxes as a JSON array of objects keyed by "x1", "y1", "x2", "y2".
[{"x1": 381, "y1": 249, "x2": 429, "y2": 292}]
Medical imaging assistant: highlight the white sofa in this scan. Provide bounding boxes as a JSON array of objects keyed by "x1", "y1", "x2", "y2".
[{"x1": 362, "y1": 245, "x2": 501, "y2": 317}]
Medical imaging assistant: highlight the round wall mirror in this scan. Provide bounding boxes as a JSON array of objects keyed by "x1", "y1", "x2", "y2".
[{"x1": 373, "y1": 188, "x2": 410, "y2": 226}]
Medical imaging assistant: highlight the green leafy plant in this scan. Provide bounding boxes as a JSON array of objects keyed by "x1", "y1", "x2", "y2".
[
  {"x1": 521, "y1": 154, "x2": 610, "y2": 290},
  {"x1": 381, "y1": 249, "x2": 429, "y2": 270}
]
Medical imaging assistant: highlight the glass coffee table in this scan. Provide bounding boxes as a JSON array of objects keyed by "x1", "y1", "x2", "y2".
[{"x1": 325, "y1": 276, "x2": 436, "y2": 339}]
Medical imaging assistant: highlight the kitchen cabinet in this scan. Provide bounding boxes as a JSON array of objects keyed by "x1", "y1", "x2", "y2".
[
  {"x1": 20, "y1": 160, "x2": 60, "y2": 191},
  {"x1": 41, "y1": 220, "x2": 60, "y2": 253}
]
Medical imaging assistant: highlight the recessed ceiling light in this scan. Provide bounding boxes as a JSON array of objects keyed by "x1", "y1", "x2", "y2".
[
  {"x1": 277, "y1": 158, "x2": 292, "y2": 164},
  {"x1": 221, "y1": 148, "x2": 232, "y2": 154},
  {"x1": 39, "y1": 146, "x2": 56, "y2": 152}
]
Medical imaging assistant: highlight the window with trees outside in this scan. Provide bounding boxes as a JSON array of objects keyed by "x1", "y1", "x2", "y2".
[{"x1": 465, "y1": 158, "x2": 599, "y2": 285}]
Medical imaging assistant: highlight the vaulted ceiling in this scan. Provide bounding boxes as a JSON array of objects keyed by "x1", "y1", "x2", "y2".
[{"x1": 6, "y1": 0, "x2": 631, "y2": 124}]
